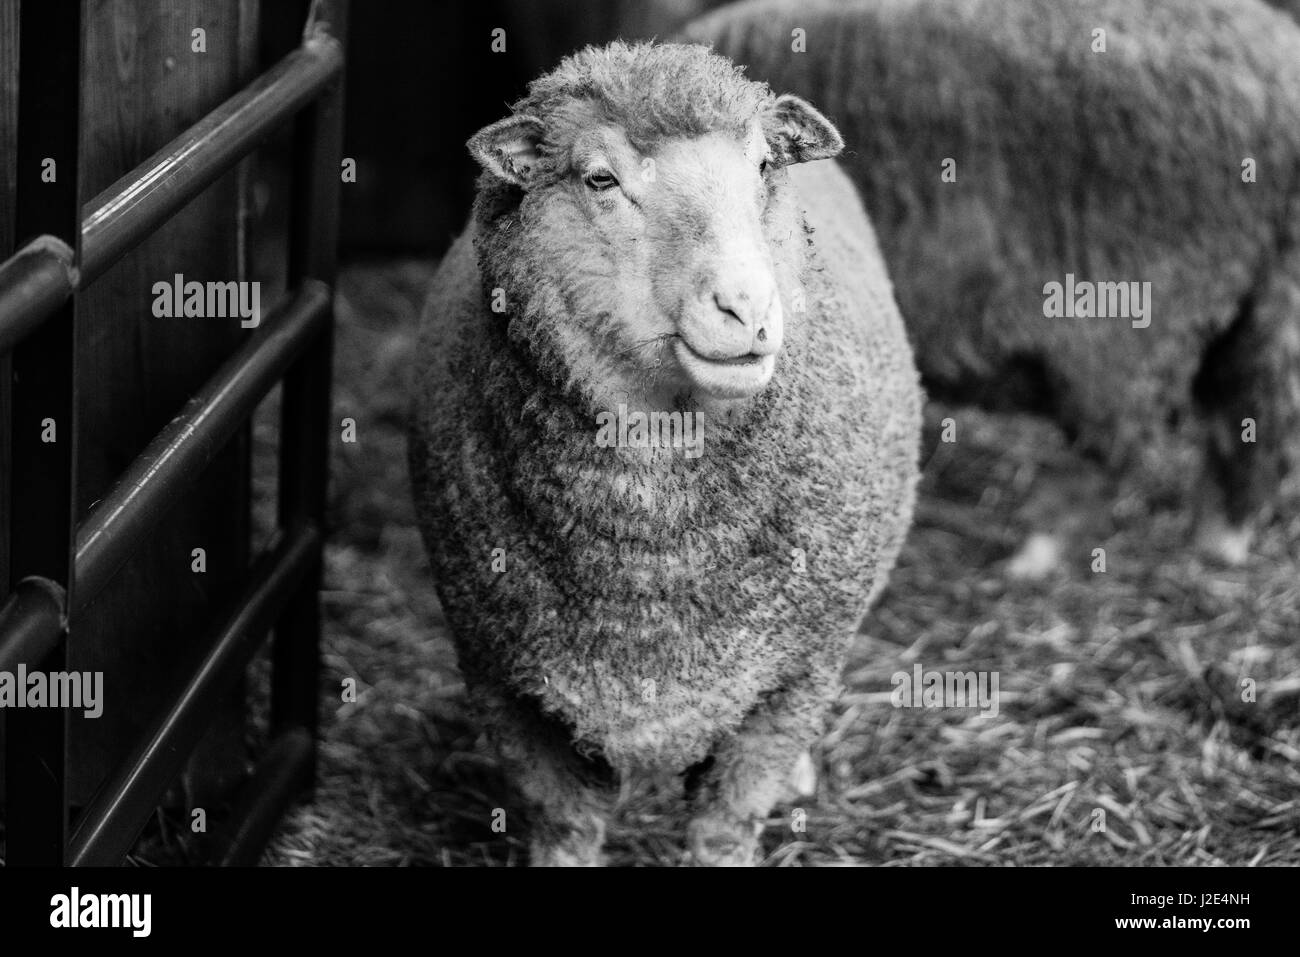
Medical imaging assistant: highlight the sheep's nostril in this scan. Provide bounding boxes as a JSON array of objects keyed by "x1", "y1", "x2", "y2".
[
  {"x1": 713, "y1": 291, "x2": 744, "y2": 323},
  {"x1": 757, "y1": 327, "x2": 767, "y2": 342}
]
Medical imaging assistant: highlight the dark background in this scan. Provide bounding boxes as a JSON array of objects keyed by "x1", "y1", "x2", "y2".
[{"x1": 338, "y1": 0, "x2": 728, "y2": 253}]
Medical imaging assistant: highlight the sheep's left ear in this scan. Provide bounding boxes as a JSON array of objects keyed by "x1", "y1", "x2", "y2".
[
  {"x1": 467, "y1": 114, "x2": 545, "y2": 187},
  {"x1": 765, "y1": 94, "x2": 844, "y2": 166}
]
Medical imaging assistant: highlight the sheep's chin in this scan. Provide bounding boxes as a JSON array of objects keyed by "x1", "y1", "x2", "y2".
[{"x1": 673, "y1": 339, "x2": 775, "y2": 399}]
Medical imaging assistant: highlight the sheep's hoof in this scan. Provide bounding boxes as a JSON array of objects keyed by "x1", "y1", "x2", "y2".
[
  {"x1": 1006, "y1": 532, "x2": 1062, "y2": 581},
  {"x1": 687, "y1": 815, "x2": 761, "y2": 867},
  {"x1": 1196, "y1": 519, "x2": 1253, "y2": 567},
  {"x1": 529, "y1": 839, "x2": 605, "y2": 867},
  {"x1": 529, "y1": 816, "x2": 607, "y2": 867},
  {"x1": 789, "y1": 750, "x2": 817, "y2": 799}
]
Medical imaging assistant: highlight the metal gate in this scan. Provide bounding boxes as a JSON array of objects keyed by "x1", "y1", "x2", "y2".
[{"x1": 0, "y1": 0, "x2": 347, "y2": 865}]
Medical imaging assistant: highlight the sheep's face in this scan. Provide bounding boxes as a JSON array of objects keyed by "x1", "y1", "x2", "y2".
[
  {"x1": 470, "y1": 90, "x2": 842, "y2": 410},
  {"x1": 574, "y1": 122, "x2": 785, "y2": 403}
]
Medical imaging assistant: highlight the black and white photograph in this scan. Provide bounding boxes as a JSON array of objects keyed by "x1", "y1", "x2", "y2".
[{"x1": 0, "y1": 0, "x2": 1296, "y2": 936}]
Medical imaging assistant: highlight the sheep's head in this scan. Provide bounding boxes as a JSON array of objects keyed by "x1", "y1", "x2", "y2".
[{"x1": 468, "y1": 42, "x2": 842, "y2": 412}]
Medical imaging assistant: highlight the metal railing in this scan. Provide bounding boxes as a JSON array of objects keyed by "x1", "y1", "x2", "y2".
[{"x1": 0, "y1": 0, "x2": 347, "y2": 865}]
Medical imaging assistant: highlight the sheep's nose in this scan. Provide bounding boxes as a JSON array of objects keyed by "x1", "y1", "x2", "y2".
[{"x1": 707, "y1": 280, "x2": 783, "y2": 356}]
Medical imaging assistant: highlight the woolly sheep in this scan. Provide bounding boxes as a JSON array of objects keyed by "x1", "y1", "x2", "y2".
[
  {"x1": 685, "y1": 0, "x2": 1300, "y2": 567},
  {"x1": 1264, "y1": 0, "x2": 1300, "y2": 21},
  {"x1": 408, "y1": 41, "x2": 920, "y2": 865}
]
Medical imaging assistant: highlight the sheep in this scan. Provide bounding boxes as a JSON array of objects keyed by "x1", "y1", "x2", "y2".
[
  {"x1": 684, "y1": 0, "x2": 1300, "y2": 569},
  {"x1": 408, "y1": 41, "x2": 921, "y2": 865},
  {"x1": 1264, "y1": 0, "x2": 1300, "y2": 21}
]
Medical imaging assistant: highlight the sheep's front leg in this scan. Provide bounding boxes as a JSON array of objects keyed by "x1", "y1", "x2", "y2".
[
  {"x1": 475, "y1": 689, "x2": 614, "y2": 866},
  {"x1": 686, "y1": 668, "x2": 836, "y2": 866},
  {"x1": 1194, "y1": 247, "x2": 1300, "y2": 565}
]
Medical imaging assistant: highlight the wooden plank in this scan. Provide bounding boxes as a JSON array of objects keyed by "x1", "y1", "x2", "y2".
[
  {"x1": 0, "y1": 0, "x2": 17, "y2": 810},
  {"x1": 0, "y1": 0, "x2": 17, "y2": 607},
  {"x1": 68, "y1": 0, "x2": 260, "y2": 814}
]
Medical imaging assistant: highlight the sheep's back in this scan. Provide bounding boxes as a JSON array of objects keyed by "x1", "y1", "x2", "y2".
[{"x1": 687, "y1": 0, "x2": 1300, "y2": 476}]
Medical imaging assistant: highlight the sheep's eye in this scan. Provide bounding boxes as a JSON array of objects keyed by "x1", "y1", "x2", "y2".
[{"x1": 584, "y1": 169, "x2": 619, "y2": 191}]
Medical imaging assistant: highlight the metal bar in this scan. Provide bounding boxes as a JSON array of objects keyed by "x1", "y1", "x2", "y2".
[
  {"x1": 0, "y1": 34, "x2": 341, "y2": 353},
  {"x1": 212, "y1": 727, "x2": 314, "y2": 866},
  {"x1": 79, "y1": 32, "x2": 343, "y2": 287},
  {"x1": 4, "y1": 0, "x2": 81, "y2": 867},
  {"x1": 0, "y1": 236, "x2": 76, "y2": 356},
  {"x1": 0, "y1": 576, "x2": 66, "y2": 675},
  {"x1": 66, "y1": 526, "x2": 320, "y2": 867},
  {"x1": 272, "y1": 2, "x2": 348, "y2": 790},
  {"x1": 73, "y1": 281, "x2": 330, "y2": 616}
]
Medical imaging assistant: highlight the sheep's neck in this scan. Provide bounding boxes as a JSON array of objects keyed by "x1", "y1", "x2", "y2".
[{"x1": 476, "y1": 317, "x2": 816, "y2": 552}]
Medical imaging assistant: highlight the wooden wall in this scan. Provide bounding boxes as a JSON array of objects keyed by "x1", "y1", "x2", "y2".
[{"x1": 0, "y1": 0, "x2": 16, "y2": 804}]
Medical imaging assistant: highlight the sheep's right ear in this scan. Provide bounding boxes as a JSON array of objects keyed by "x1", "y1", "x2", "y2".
[
  {"x1": 468, "y1": 115, "x2": 545, "y2": 187},
  {"x1": 765, "y1": 94, "x2": 844, "y2": 166}
]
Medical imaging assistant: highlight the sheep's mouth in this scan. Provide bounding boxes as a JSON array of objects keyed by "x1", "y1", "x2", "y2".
[
  {"x1": 706, "y1": 352, "x2": 764, "y2": 366},
  {"x1": 673, "y1": 339, "x2": 775, "y2": 399}
]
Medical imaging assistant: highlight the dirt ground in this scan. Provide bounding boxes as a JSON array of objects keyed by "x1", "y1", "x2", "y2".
[{"x1": 256, "y1": 258, "x2": 1300, "y2": 867}]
